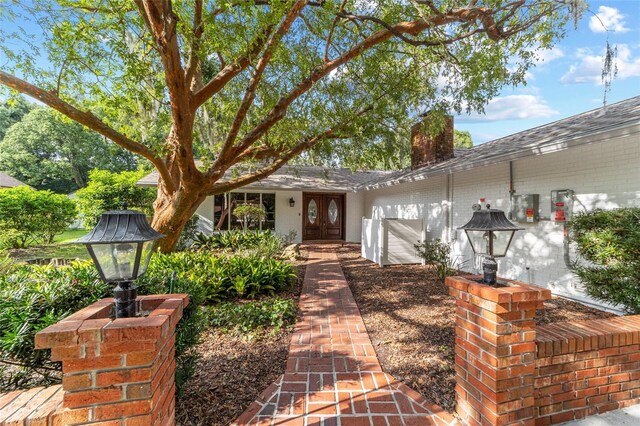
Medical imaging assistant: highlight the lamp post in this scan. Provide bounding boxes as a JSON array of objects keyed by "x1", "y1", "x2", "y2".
[
  {"x1": 458, "y1": 202, "x2": 523, "y2": 285},
  {"x1": 76, "y1": 209, "x2": 164, "y2": 318}
]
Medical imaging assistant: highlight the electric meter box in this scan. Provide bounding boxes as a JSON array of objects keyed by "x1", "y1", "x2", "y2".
[
  {"x1": 512, "y1": 194, "x2": 539, "y2": 223},
  {"x1": 551, "y1": 189, "x2": 574, "y2": 222}
]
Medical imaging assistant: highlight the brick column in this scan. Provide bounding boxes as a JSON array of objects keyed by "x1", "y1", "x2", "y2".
[
  {"x1": 35, "y1": 294, "x2": 188, "y2": 426},
  {"x1": 446, "y1": 275, "x2": 550, "y2": 426}
]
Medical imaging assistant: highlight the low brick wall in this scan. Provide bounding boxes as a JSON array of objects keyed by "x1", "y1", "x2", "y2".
[
  {"x1": 534, "y1": 316, "x2": 640, "y2": 425},
  {"x1": 446, "y1": 275, "x2": 640, "y2": 426},
  {"x1": 0, "y1": 294, "x2": 187, "y2": 426},
  {"x1": 0, "y1": 385, "x2": 62, "y2": 425}
]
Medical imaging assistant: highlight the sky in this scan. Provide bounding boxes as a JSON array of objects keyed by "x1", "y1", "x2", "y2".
[{"x1": 457, "y1": 1, "x2": 640, "y2": 144}]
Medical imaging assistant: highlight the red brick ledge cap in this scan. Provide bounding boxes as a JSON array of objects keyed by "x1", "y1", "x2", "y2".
[
  {"x1": 445, "y1": 275, "x2": 551, "y2": 304},
  {"x1": 34, "y1": 294, "x2": 189, "y2": 350},
  {"x1": 536, "y1": 315, "x2": 640, "y2": 357},
  {"x1": 0, "y1": 385, "x2": 63, "y2": 425}
]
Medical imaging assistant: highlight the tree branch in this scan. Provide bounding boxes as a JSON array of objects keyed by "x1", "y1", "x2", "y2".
[
  {"x1": 191, "y1": 23, "x2": 276, "y2": 110},
  {"x1": 185, "y1": 0, "x2": 204, "y2": 90},
  {"x1": 214, "y1": 0, "x2": 308, "y2": 168},
  {"x1": 0, "y1": 70, "x2": 176, "y2": 193}
]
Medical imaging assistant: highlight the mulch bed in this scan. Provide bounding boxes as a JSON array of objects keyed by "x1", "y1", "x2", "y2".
[
  {"x1": 175, "y1": 250, "x2": 307, "y2": 426},
  {"x1": 335, "y1": 243, "x2": 615, "y2": 413}
]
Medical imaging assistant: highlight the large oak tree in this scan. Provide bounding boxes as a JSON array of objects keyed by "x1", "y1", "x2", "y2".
[{"x1": 0, "y1": 0, "x2": 583, "y2": 251}]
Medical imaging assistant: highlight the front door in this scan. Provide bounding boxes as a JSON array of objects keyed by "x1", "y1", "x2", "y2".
[{"x1": 302, "y1": 193, "x2": 345, "y2": 241}]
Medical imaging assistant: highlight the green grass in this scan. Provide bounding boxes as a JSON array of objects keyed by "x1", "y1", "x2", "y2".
[
  {"x1": 53, "y1": 228, "x2": 87, "y2": 243},
  {"x1": 6, "y1": 228, "x2": 91, "y2": 262}
]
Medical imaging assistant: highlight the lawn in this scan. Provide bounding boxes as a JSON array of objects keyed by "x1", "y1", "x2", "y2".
[
  {"x1": 5, "y1": 228, "x2": 90, "y2": 262},
  {"x1": 53, "y1": 228, "x2": 87, "y2": 243}
]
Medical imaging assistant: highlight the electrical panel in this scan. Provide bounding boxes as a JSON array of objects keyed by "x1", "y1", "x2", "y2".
[
  {"x1": 551, "y1": 189, "x2": 574, "y2": 222},
  {"x1": 512, "y1": 194, "x2": 539, "y2": 223}
]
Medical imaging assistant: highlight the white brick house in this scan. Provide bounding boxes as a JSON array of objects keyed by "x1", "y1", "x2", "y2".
[{"x1": 139, "y1": 96, "x2": 640, "y2": 309}]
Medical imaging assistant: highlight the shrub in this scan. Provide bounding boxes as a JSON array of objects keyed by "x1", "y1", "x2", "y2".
[
  {"x1": 0, "y1": 261, "x2": 110, "y2": 390},
  {"x1": 75, "y1": 169, "x2": 155, "y2": 228},
  {"x1": 138, "y1": 251, "x2": 297, "y2": 302},
  {"x1": 0, "y1": 186, "x2": 77, "y2": 248},
  {"x1": 192, "y1": 229, "x2": 284, "y2": 258},
  {"x1": 414, "y1": 239, "x2": 457, "y2": 280},
  {"x1": 206, "y1": 298, "x2": 297, "y2": 335},
  {"x1": 569, "y1": 208, "x2": 640, "y2": 313}
]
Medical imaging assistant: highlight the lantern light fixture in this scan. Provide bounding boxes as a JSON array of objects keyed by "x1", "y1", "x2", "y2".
[
  {"x1": 76, "y1": 208, "x2": 164, "y2": 318},
  {"x1": 458, "y1": 201, "x2": 523, "y2": 285},
  {"x1": 289, "y1": 197, "x2": 295, "y2": 207}
]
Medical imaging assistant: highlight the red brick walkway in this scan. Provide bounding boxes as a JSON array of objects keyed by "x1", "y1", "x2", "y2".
[{"x1": 234, "y1": 247, "x2": 458, "y2": 426}]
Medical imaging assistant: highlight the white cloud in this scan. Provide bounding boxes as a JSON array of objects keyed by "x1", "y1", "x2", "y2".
[
  {"x1": 589, "y1": 6, "x2": 630, "y2": 33},
  {"x1": 535, "y1": 47, "x2": 565, "y2": 64},
  {"x1": 560, "y1": 44, "x2": 640, "y2": 85},
  {"x1": 457, "y1": 95, "x2": 558, "y2": 122}
]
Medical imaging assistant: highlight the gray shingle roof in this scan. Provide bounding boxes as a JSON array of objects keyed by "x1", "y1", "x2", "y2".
[
  {"x1": 0, "y1": 172, "x2": 28, "y2": 188},
  {"x1": 360, "y1": 96, "x2": 640, "y2": 190},
  {"x1": 137, "y1": 165, "x2": 393, "y2": 192}
]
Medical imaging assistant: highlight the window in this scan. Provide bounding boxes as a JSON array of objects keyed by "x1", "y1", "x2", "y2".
[{"x1": 213, "y1": 192, "x2": 276, "y2": 231}]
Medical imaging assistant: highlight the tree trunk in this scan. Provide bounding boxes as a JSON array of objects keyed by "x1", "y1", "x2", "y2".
[{"x1": 151, "y1": 185, "x2": 207, "y2": 253}]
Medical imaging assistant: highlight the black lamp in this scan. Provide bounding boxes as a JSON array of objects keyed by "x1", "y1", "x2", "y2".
[
  {"x1": 76, "y1": 209, "x2": 164, "y2": 318},
  {"x1": 458, "y1": 202, "x2": 523, "y2": 285},
  {"x1": 289, "y1": 197, "x2": 295, "y2": 207}
]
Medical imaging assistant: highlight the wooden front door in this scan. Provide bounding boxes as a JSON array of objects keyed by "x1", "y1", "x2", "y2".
[{"x1": 302, "y1": 193, "x2": 345, "y2": 241}]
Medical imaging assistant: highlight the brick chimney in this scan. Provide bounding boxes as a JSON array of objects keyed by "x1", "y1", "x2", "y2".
[{"x1": 410, "y1": 113, "x2": 454, "y2": 169}]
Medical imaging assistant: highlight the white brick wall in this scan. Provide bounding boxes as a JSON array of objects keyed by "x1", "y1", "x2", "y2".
[{"x1": 364, "y1": 129, "x2": 640, "y2": 310}]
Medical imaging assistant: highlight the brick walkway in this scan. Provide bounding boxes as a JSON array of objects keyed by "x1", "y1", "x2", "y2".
[{"x1": 234, "y1": 247, "x2": 458, "y2": 426}]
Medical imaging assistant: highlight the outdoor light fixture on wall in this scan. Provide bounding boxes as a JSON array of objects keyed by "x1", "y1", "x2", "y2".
[
  {"x1": 289, "y1": 197, "x2": 295, "y2": 207},
  {"x1": 76, "y1": 208, "x2": 164, "y2": 318},
  {"x1": 458, "y1": 201, "x2": 523, "y2": 285}
]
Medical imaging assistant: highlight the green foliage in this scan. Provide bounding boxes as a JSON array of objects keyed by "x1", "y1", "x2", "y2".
[
  {"x1": 139, "y1": 251, "x2": 297, "y2": 303},
  {"x1": 0, "y1": 261, "x2": 110, "y2": 390},
  {"x1": 569, "y1": 208, "x2": 640, "y2": 313},
  {"x1": 0, "y1": 2, "x2": 578, "y2": 171},
  {"x1": 454, "y1": 130, "x2": 473, "y2": 149},
  {"x1": 192, "y1": 230, "x2": 284, "y2": 258},
  {"x1": 206, "y1": 298, "x2": 297, "y2": 335},
  {"x1": 0, "y1": 186, "x2": 77, "y2": 248},
  {"x1": 0, "y1": 108, "x2": 138, "y2": 193},
  {"x1": 0, "y1": 96, "x2": 32, "y2": 141},
  {"x1": 75, "y1": 169, "x2": 155, "y2": 228},
  {"x1": 414, "y1": 239, "x2": 457, "y2": 280}
]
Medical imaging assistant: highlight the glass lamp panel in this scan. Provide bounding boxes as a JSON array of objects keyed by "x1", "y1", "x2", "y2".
[
  {"x1": 465, "y1": 230, "x2": 490, "y2": 255},
  {"x1": 91, "y1": 243, "x2": 136, "y2": 281},
  {"x1": 137, "y1": 240, "x2": 156, "y2": 277},
  {"x1": 492, "y1": 230, "x2": 515, "y2": 257}
]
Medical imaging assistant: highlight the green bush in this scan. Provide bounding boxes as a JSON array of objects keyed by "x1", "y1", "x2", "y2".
[
  {"x1": 0, "y1": 249, "x2": 298, "y2": 394},
  {"x1": 0, "y1": 261, "x2": 110, "y2": 390},
  {"x1": 192, "y1": 229, "x2": 284, "y2": 258},
  {"x1": 414, "y1": 239, "x2": 457, "y2": 280},
  {"x1": 569, "y1": 208, "x2": 640, "y2": 313},
  {"x1": 138, "y1": 251, "x2": 297, "y2": 302},
  {"x1": 75, "y1": 169, "x2": 155, "y2": 228},
  {"x1": 0, "y1": 186, "x2": 77, "y2": 248},
  {"x1": 206, "y1": 298, "x2": 297, "y2": 335}
]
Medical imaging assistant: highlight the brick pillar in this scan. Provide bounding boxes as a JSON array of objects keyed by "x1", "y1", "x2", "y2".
[
  {"x1": 35, "y1": 294, "x2": 188, "y2": 426},
  {"x1": 445, "y1": 275, "x2": 550, "y2": 426}
]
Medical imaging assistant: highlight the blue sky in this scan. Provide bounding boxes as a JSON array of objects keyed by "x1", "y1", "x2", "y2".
[{"x1": 457, "y1": 1, "x2": 640, "y2": 144}]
